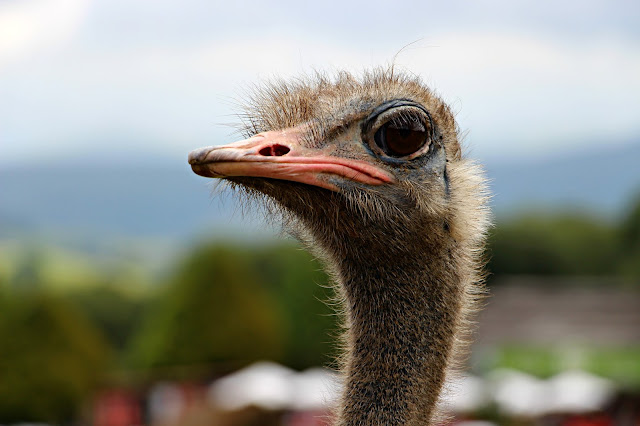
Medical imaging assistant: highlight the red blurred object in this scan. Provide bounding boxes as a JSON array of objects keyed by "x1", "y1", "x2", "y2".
[
  {"x1": 562, "y1": 413, "x2": 613, "y2": 426},
  {"x1": 285, "y1": 409, "x2": 333, "y2": 426},
  {"x1": 93, "y1": 389, "x2": 142, "y2": 426}
]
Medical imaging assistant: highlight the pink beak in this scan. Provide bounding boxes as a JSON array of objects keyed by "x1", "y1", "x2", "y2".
[{"x1": 188, "y1": 129, "x2": 393, "y2": 191}]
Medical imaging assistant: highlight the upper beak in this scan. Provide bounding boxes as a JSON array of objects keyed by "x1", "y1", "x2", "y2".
[{"x1": 188, "y1": 129, "x2": 393, "y2": 191}]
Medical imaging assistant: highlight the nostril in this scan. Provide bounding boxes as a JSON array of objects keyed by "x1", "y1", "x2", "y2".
[
  {"x1": 273, "y1": 144, "x2": 290, "y2": 156},
  {"x1": 258, "y1": 147, "x2": 272, "y2": 156},
  {"x1": 259, "y1": 144, "x2": 291, "y2": 157}
]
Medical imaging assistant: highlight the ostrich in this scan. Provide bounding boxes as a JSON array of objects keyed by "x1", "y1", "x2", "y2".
[{"x1": 188, "y1": 69, "x2": 490, "y2": 425}]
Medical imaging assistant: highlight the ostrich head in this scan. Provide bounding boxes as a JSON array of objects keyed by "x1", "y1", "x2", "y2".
[
  {"x1": 189, "y1": 71, "x2": 482, "y2": 249},
  {"x1": 189, "y1": 69, "x2": 490, "y2": 425}
]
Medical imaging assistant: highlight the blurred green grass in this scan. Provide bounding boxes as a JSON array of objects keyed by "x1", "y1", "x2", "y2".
[{"x1": 488, "y1": 345, "x2": 640, "y2": 387}]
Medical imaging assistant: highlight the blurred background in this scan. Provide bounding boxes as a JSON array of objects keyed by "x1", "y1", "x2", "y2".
[{"x1": 1, "y1": 0, "x2": 639, "y2": 425}]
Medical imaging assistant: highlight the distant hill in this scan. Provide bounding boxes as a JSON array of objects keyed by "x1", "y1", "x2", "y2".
[
  {"x1": 485, "y1": 141, "x2": 640, "y2": 219},
  {"x1": 0, "y1": 159, "x2": 264, "y2": 242},
  {"x1": 1, "y1": 141, "x2": 639, "y2": 243}
]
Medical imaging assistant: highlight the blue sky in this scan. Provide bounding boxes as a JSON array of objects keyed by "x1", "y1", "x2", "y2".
[{"x1": 1, "y1": 0, "x2": 639, "y2": 166}]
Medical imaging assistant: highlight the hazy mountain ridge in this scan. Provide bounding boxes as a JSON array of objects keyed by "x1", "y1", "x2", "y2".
[
  {"x1": 485, "y1": 141, "x2": 640, "y2": 219},
  {"x1": 2, "y1": 141, "x2": 639, "y2": 242}
]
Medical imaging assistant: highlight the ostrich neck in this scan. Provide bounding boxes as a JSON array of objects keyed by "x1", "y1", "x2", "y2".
[{"x1": 327, "y1": 228, "x2": 463, "y2": 425}]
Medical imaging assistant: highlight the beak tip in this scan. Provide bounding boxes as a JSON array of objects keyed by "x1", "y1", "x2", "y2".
[
  {"x1": 188, "y1": 147, "x2": 209, "y2": 165},
  {"x1": 190, "y1": 163, "x2": 220, "y2": 178}
]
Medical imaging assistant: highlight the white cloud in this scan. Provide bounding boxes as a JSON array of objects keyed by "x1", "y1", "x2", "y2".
[
  {"x1": 396, "y1": 34, "x2": 640, "y2": 157},
  {"x1": 0, "y1": 0, "x2": 89, "y2": 68},
  {"x1": 1, "y1": 1, "x2": 639, "y2": 164}
]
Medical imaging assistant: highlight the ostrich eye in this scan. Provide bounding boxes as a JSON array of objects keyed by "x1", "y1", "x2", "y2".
[{"x1": 373, "y1": 114, "x2": 430, "y2": 158}]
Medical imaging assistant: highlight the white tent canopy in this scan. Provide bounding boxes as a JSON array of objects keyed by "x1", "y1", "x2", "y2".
[
  {"x1": 208, "y1": 362, "x2": 616, "y2": 416},
  {"x1": 208, "y1": 361, "x2": 340, "y2": 411}
]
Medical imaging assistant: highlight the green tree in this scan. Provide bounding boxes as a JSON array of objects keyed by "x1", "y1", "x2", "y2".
[
  {"x1": 488, "y1": 214, "x2": 617, "y2": 277},
  {"x1": 0, "y1": 293, "x2": 111, "y2": 423},
  {"x1": 619, "y1": 195, "x2": 640, "y2": 277},
  {"x1": 129, "y1": 244, "x2": 285, "y2": 374},
  {"x1": 252, "y1": 243, "x2": 339, "y2": 369},
  {"x1": 68, "y1": 285, "x2": 147, "y2": 353},
  {"x1": 128, "y1": 241, "x2": 342, "y2": 375}
]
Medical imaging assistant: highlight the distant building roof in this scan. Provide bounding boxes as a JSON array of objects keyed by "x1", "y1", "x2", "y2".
[{"x1": 475, "y1": 277, "x2": 640, "y2": 346}]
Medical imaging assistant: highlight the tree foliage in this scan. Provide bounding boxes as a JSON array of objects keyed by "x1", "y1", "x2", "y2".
[
  {"x1": 486, "y1": 197, "x2": 640, "y2": 280},
  {"x1": 0, "y1": 292, "x2": 111, "y2": 423},
  {"x1": 250, "y1": 244, "x2": 338, "y2": 369},
  {"x1": 488, "y1": 214, "x2": 618, "y2": 277},
  {"x1": 68, "y1": 285, "x2": 146, "y2": 352},
  {"x1": 129, "y1": 244, "x2": 285, "y2": 372},
  {"x1": 619, "y1": 196, "x2": 640, "y2": 277},
  {"x1": 128, "y1": 242, "x2": 339, "y2": 374}
]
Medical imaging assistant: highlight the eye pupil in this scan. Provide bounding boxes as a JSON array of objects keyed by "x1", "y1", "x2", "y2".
[
  {"x1": 396, "y1": 127, "x2": 412, "y2": 139},
  {"x1": 374, "y1": 122, "x2": 429, "y2": 157}
]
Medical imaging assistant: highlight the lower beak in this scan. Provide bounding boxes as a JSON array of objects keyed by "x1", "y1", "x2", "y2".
[{"x1": 188, "y1": 130, "x2": 393, "y2": 191}]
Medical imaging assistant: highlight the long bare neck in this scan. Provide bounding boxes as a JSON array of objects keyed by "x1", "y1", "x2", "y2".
[
  {"x1": 260, "y1": 162, "x2": 488, "y2": 424},
  {"x1": 329, "y1": 227, "x2": 466, "y2": 425}
]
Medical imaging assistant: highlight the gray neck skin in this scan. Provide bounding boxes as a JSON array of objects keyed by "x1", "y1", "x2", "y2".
[
  {"x1": 239, "y1": 178, "x2": 462, "y2": 425},
  {"x1": 338, "y1": 243, "x2": 459, "y2": 425},
  {"x1": 313, "y1": 216, "x2": 462, "y2": 426}
]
